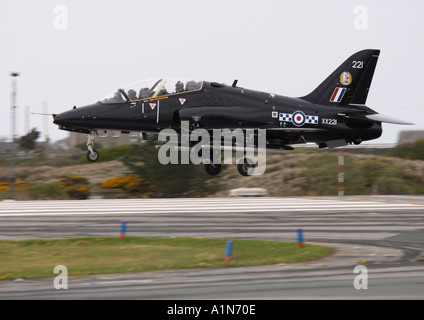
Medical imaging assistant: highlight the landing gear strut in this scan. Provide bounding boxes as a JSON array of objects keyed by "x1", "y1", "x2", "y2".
[{"x1": 86, "y1": 131, "x2": 100, "y2": 162}]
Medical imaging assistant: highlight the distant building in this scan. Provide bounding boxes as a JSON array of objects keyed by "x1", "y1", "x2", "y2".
[
  {"x1": 69, "y1": 131, "x2": 142, "y2": 148},
  {"x1": 0, "y1": 141, "x2": 49, "y2": 153},
  {"x1": 0, "y1": 141, "x2": 16, "y2": 153},
  {"x1": 397, "y1": 131, "x2": 424, "y2": 144}
]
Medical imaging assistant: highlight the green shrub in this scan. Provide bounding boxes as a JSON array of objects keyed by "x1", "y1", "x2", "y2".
[
  {"x1": 298, "y1": 154, "x2": 338, "y2": 195},
  {"x1": 59, "y1": 176, "x2": 90, "y2": 199},
  {"x1": 375, "y1": 177, "x2": 415, "y2": 195},
  {"x1": 410, "y1": 140, "x2": 424, "y2": 160},
  {"x1": 26, "y1": 182, "x2": 63, "y2": 200},
  {"x1": 387, "y1": 140, "x2": 424, "y2": 160},
  {"x1": 122, "y1": 140, "x2": 223, "y2": 198},
  {"x1": 299, "y1": 153, "x2": 423, "y2": 196}
]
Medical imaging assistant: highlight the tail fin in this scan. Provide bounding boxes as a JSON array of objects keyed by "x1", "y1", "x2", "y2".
[{"x1": 300, "y1": 49, "x2": 380, "y2": 106}]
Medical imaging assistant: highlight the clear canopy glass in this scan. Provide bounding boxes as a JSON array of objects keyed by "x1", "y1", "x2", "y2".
[{"x1": 100, "y1": 78, "x2": 203, "y2": 104}]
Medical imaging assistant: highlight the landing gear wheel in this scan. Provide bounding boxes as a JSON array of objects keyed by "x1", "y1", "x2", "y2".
[
  {"x1": 87, "y1": 149, "x2": 100, "y2": 162},
  {"x1": 237, "y1": 158, "x2": 256, "y2": 176},
  {"x1": 353, "y1": 138, "x2": 362, "y2": 145},
  {"x1": 204, "y1": 163, "x2": 222, "y2": 176}
]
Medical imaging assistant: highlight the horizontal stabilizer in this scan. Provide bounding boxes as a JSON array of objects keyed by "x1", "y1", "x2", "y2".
[{"x1": 365, "y1": 113, "x2": 414, "y2": 125}]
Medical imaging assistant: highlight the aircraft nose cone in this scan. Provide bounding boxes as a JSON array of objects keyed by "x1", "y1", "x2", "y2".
[
  {"x1": 52, "y1": 109, "x2": 79, "y2": 128},
  {"x1": 52, "y1": 104, "x2": 99, "y2": 133},
  {"x1": 52, "y1": 113, "x2": 64, "y2": 125},
  {"x1": 52, "y1": 113, "x2": 58, "y2": 124}
]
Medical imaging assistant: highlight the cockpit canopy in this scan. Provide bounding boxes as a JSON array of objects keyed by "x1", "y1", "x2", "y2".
[{"x1": 100, "y1": 78, "x2": 203, "y2": 104}]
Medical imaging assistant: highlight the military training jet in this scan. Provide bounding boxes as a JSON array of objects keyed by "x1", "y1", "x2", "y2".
[{"x1": 52, "y1": 49, "x2": 413, "y2": 176}]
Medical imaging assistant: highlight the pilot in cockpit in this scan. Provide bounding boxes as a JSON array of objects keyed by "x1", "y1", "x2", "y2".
[
  {"x1": 113, "y1": 90, "x2": 125, "y2": 103},
  {"x1": 127, "y1": 89, "x2": 137, "y2": 100},
  {"x1": 175, "y1": 81, "x2": 184, "y2": 93},
  {"x1": 138, "y1": 88, "x2": 151, "y2": 99},
  {"x1": 158, "y1": 87, "x2": 169, "y2": 96}
]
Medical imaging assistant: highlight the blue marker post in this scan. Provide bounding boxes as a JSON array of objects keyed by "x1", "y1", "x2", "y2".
[
  {"x1": 224, "y1": 241, "x2": 234, "y2": 263},
  {"x1": 119, "y1": 220, "x2": 128, "y2": 240},
  {"x1": 297, "y1": 228, "x2": 305, "y2": 249}
]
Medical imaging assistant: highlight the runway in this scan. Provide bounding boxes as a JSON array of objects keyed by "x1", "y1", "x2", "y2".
[{"x1": 1, "y1": 196, "x2": 424, "y2": 299}]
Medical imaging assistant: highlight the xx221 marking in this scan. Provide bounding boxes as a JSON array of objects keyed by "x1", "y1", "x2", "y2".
[{"x1": 322, "y1": 118, "x2": 337, "y2": 125}]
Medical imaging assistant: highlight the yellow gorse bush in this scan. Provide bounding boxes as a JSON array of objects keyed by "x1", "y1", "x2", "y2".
[
  {"x1": 101, "y1": 174, "x2": 151, "y2": 193},
  {"x1": 0, "y1": 181, "x2": 31, "y2": 192},
  {"x1": 15, "y1": 181, "x2": 30, "y2": 191},
  {"x1": 59, "y1": 176, "x2": 90, "y2": 199}
]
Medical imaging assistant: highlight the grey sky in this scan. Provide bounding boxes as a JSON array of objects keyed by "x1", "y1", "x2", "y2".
[{"x1": 1, "y1": 0, "x2": 423, "y2": 144}]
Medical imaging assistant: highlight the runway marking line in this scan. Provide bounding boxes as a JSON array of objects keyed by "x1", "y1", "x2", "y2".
[{"x1": 1, "y1": 198, "x2": 423, "y2": 217}]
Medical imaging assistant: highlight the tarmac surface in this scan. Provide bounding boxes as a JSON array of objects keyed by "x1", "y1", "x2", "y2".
[{"x1": 0, "y1": 195, "x2": 423, "y2": 299}]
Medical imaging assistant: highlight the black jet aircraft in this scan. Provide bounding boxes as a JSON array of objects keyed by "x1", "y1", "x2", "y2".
[{"x1": 53, "y1": 49, "x2": 413, "y2": 176}]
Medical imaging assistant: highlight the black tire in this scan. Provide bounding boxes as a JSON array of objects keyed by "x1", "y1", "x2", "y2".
[
  {"x1": 237, "y1": 158, "x2": 256, "y2": 176},
  {"x1": 204, "y1": 163, "x2": 222, "y2": 176},
  {"x1": 87, "y1": 149, "x2": 100, "y2": 162}
]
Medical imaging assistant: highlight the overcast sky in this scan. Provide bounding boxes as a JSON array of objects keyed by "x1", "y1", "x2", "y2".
[{"x1": 1, "y1": 0, "x2": 423, "y2": 144}]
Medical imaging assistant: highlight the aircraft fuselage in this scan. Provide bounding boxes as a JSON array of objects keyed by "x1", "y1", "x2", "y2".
[{"x1": 53, "y1": 80, "x2": 382, "y2": 148}]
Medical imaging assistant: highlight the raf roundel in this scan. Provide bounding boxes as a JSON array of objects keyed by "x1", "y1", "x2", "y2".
[{"x1": 292, "y1": 111, "x2": 306, "y2": 127}]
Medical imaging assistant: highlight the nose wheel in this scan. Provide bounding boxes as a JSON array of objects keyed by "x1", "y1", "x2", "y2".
[
  {"x1": 87, "y1": 149, "x2": 100, "y2": 162},
  {"x1": 86, "y1": 131, "x2": 100, "y2": 162}
]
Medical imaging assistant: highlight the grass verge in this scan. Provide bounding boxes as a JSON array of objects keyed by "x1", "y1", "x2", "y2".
[{"x1": 0, "y1": 237, "x2": 333, "y2": 280}]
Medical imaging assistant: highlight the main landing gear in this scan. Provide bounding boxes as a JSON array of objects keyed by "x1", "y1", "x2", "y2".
[
  {"x1": 237, "y1": 158, "x2": 257, "y2": 176},
  {"x1": 203, "y1": 148, "x2": 222, "y2": 176},
  {"x1": 203, "y1": 149, "x2": 258, "y2": 177},
  {"x1": 204, "y1": 163, "x2": 222, "y2": 176},
  {"x1": 86, "y1": 131, "x2": 100, "y2": 162},
  {"x1": 204, "y1": 157, "x2": 258, "y2": 177}
]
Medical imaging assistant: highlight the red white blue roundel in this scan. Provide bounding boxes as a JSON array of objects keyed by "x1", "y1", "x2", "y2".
[
  {"x1": 278, "y1": 111, "x2": 319, "y2": 126},
  {"x1": 292, "y1": 111, "x2": 306, "y2": 127}
]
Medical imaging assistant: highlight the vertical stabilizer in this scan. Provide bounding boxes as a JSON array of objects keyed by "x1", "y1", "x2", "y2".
[{"x1": 301, "y1": 49, "x2": 380, "y2": 106}]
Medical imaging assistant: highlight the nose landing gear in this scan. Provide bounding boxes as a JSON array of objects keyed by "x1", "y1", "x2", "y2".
[{"x1": 86, "y1": 131, "x2": 100, "y2": 162}]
